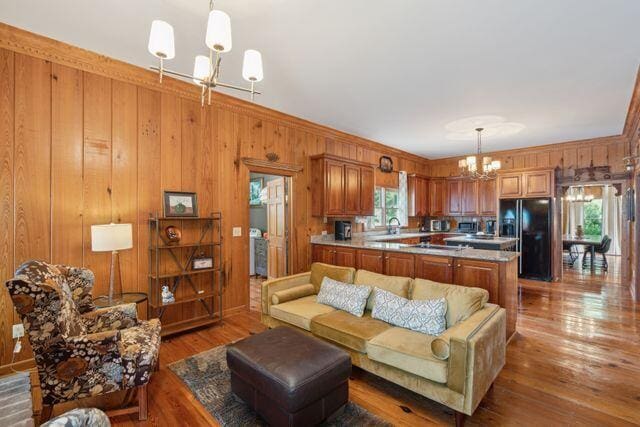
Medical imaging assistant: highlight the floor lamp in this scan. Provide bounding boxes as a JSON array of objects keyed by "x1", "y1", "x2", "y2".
[{"x1": 91, "y1": 223, "x2": 133, "y2": 304}]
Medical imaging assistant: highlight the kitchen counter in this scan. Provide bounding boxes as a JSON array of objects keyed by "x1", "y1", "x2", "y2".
[
  {"x1": 444, "y1": 235, "x2": 518, "y2": 251},
  {"x1": 311, "y1": 233, "x2": 518, "y2": 262}
]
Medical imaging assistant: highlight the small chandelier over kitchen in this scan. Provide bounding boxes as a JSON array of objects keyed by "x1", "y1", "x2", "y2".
[
  {"x1": 565, "y1": 186, "x2": 594, "y2": 203},
  {"x1": 458, "y1": 128, "x2": 501, "y2": 180},
  {"x1": 147, "y1": 0, "x2": 264, "y2": 105}
]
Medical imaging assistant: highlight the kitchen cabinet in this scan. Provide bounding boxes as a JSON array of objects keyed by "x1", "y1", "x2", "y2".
[
  {"x1": 384, "y1": 252, "x2": 415, "y2": 277},
  {"x1": 453, "y1": 259, "x2": 500, "y2": 302},
  {"x1": 415, "y1": 255, "x2": 454, "y2": 283},
  {"x1": 356, "y1": 249, "x2": 384, "y2": 273},
  {"x1": 478, "y1": 178, "x2": 497, "y2": 215},
  {"x1": 445, "y1": 179, "x2": 463, "y2": 215},
  {"x1": 334, "y1": 247, "x2": 356, "y2": 267},
  {"x1": 311, "y1": 154, "x2": 375, "y2": 217},
  {"x1": 461, "y1": 179, "x2": 478, "y2": 215},
  {"x1": 497, "y1": 168, "x2": 554, "y2": 199},
  {"x1": 359, "y1": 167, "x2": 375, "y2": 215},
  {"x1": 429, "y1": 179, "x2": 446, "y2": 216},
  {"x1": 523, "y1": 170, "x2": 553, "y2": 197},
  {"x1": 408, "y1": 175, "x2": 429, "y2": 217},
  {"x1": 430, "y1": 234, "x2": 446, "y2": 245},
  {"x1": 312, "y1": 244, "x2": 336, "y2": 264}
]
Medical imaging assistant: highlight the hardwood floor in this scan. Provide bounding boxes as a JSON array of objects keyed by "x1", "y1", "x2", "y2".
[{"x1": 51, "y1": 259, "x2": 638, "y2": 426}]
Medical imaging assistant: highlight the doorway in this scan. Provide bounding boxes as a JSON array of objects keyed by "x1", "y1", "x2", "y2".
[
  {"x1": 249, "y1": 172, "x2": 291, "y2": 311},
  {"x1": 561, "y1": 184, "x2": 623, "y2": 283}
]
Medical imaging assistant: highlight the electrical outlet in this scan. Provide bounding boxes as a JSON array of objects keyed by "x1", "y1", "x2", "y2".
[
  {"x1": 232, "y1": 227, "x2": 242, "y2": 237},
  {"x1": 321, "y1": 230, "x2": 327, "y2": 236},
  {"x1": 12, "y1": 324, "x2": 24, "y2": 339}
]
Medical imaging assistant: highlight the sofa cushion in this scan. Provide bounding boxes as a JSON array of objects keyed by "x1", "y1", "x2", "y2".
[
  {"x1": 270, "y1": 295, "x2": 336, "y2": 331},
  {"x1": 317, "y1": 277, "x2": 372, "y2": 317},
  {"x1": 354, "y1": 269, "x2": 412, "y2": 310},
  {"x1": 310, "y1": 263, "x2": 356, "y2": 292},
  {"x1": 371, "y1": 288, "x2": 447, "y2": 336},
  {"x1": 311, "y1": 310, "x2": 392, "y2": 353},
  {"x1": 367, "y1": 327, "x2": 448, "y2": 384},
  {"x1": 271, "y1": 284, "x2": 316, "y2": 305},
  {"x1": 411, "y1": 278, "x2": 489, "y2": 328}
]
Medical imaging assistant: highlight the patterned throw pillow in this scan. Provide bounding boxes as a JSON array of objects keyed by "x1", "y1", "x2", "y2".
[
  {"x1": 317, "y1": 277, "x2": 372, "y2": 317},
  {"x1": 372, "y1": 288, "x2": 447, "y2": 336}
]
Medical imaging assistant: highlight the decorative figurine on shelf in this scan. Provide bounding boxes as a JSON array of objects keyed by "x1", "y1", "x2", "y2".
[
  {"x1": 575, "y1": 225, "x2": 584, "y2": 239},
  {"x1": 164, "y1": 225, "x2": 182, "y2": 245},
  {"x1": 161, "y1": 285, "x2": 175, "y2": 304}
]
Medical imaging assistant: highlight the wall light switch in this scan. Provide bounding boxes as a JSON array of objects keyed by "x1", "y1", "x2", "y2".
[
  {"x1": 12, "y1": 324, "x2": 24, "y2": 339},
  {"x1": 321, "y1": 231, "x2": 327, "y2": 236},
  {"x1": 233, "y1": 227, "x2": 242, "y2": 237}
]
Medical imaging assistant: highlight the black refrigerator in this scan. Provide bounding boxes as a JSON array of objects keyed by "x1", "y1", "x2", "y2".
[{"x1": 498, "y1": 198, "x2": 552, "y2": 281}]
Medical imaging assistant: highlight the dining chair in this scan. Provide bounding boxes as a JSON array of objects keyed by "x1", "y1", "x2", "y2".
[
  {"x1": 582, "y1": 235, "x2": 612, "y2": 271},
  {"x1": 562, "y1": 241, "x2": 579, "y2": 267}
]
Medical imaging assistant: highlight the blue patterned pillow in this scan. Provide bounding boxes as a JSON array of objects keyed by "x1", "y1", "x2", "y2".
[
  {"x1": 317, "y1": 277, "x2": 372, "y2": 317},
  {"x1": 372, "y1": 288, "x2": 447, "y2": 335}
]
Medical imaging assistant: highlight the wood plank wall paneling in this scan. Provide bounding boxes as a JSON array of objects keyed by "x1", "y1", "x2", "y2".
[
  {"x1": 0, "y1": 25, "x2": 636, "y2": 365},
  {"x1": 428, "y1": 137, "x2": 630, "y2": 177}
]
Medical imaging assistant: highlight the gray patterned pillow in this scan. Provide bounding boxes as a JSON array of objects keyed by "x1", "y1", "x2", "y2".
[
  {"x1": 317, "y1": 277, "x2": 372, "y2": 317},
  {"x1": 371, "y1": 288, "x2": 447, "y2": 336}
]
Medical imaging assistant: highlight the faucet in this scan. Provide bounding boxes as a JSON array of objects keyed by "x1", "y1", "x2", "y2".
[{"x1": 387, "y1": 217, "x2": 401, "y2": 235}]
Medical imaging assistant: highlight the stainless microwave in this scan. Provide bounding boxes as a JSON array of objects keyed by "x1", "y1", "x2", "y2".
[{"x1": 430, "y1": 220, "x2": 450, "y2": 231}]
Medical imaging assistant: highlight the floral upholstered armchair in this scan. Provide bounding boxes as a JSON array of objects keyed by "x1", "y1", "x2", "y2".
[{"x1": 5, "y1": 260, "x2": 161, "y2": 421}]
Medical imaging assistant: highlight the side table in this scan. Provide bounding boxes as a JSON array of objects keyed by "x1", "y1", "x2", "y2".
[{"x1": 93, "y1": 292, "x2": 149, "y2": 319}]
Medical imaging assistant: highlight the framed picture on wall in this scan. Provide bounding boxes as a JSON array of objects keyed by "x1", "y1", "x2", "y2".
[
  {"x1": 379, "y1": 156, "x2": 393, "y2": 173},
  {"x1": 163, "y1": 191, "x2": 199, "y2": 217},
  {"x1": 249, "y1": 178, "x2": 264, "y2": 207}
]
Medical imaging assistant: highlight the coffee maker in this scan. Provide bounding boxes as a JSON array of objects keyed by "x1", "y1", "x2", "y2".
[{"x1": 335, "y1": 221, "x2": 352, "y2": 240}]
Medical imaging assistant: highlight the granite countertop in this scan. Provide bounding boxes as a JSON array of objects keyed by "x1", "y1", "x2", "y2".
[
  {"x1": 311, "y1": 232, "x2": 519, "y2": 262},
  {"x1": 443, "y1": 235, "x2": 518, "y2": 244}
]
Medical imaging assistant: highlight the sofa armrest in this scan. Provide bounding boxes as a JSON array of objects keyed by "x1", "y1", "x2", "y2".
[
  {"x1": 272, "y1": 284, "x2": 316, "y2": 305},
  {"x1": 83, "y1": 303, "x2": 139, "y2": 333},
  {"x1": 261, "y1": 272, "x2": 312, "y2": 315},
  {"x1": 437, "y1": 303, "x2": 505, "y2": 415}
]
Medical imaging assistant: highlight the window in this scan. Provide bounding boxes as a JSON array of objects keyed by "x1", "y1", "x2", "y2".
[
  {"x1": 583, "y1": 199, "x2": 603, "y2": 236},
  {"x1": 371, "y1": 187, "x2": 400, "y2": 228}
]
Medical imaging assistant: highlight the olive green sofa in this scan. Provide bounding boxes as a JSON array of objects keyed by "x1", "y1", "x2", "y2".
[{"x1": 261, "y1": 262, "x2": 506, "y2": 424}]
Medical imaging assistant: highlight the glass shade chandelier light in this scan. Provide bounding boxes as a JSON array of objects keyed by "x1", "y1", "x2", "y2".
[
  {"x1": 458, "y1": 128, "x2": 501, "y2": 180},
  {"x1": 147, "y1": 0, "x2": 264, "y2": 105},
  {"x1": 565, "y1": 186, "x2": 594, "y2": 203}
]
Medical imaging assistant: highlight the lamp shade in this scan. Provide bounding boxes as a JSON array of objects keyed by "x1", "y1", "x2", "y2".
[
  {"x1": 205, "y1": 10, "x2": 232, "y2": 52},
  {"x1": 193, "y1": 55, "x2": 212, "y2": 84},
  {"x1": 148, "y1": 20, "x2": 175, "y2": 59},
  {"x1": 91, "y1": 223, "x2": 133, "y2": 252},
  {"x1": 242, "y1": 49, "x2": 263, "y2": 82}
]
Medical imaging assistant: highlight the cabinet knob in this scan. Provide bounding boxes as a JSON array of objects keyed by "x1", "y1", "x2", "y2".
[{"x1": 457, "y1": 264, "x2": 461, "y2": 267}]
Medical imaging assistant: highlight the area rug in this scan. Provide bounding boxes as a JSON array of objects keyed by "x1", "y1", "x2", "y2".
[{"x1": 169, "y1": 345, "x2": 391, "y2": 427}]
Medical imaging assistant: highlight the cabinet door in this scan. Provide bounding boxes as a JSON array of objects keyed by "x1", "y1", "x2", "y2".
[
  {"x1": 453, "y1": 259, "x2": 499, "y2": 302},
  {"x1": 430, "y1": 234, "x2": 444, "y2": 245},
  {"x1": 334, "y1": 247, "x2": 356, "y2": 268},
  {"x1": 408, "y1": 175, "x2": 419, "y2": 217},
  {"x1": 429, "y1": 179, "x2": 445, "y2": 216},
  {"x1": 523, "y1": 170, "x2": 552, "y2": 197},
  {"x1": 408, "y1": 175, "x2": 428, "y2": 217},
  {"x1": 446, "y1": 179, "x2": 462, "y2": 215},
  {"x1": 344, "y1": 164, "x2": 361, "y2": 215},
  {"x1": 498, "y1": 173, "x2": 522, "y2": 199},
  {"x1": 325, "y1": 160, "x2": 345, "y2": 215},
  {"x1": 312, "y1": 245, "x2": 335, "y2": 265},
  {"x1": 420, "y1": 178, "x2": 430, "y2": 217},
  {"x1": 461, "y1": 180, "x2": 478, "y2": 215},
  {"x1": 415, "y1": 255, "x2": 454, "y2": 283},
  {"x1": 384, "y1": 252, "x2": 415, "y2": 277},
  {"x1": 356, "y1": 249, "x2": 384, "y2": 273},
  {"x1": 359, "y1": 167, "x2": 375, "y2": 215},
  {"x1": 478, "y1": 179, "x2": 497, "y2": 215}
]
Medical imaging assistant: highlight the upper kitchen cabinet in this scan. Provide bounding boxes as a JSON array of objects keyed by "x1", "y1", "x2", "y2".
[
  {"x1": 461, "y1": 179, "x2": 479, "y2": 215},
  {"x1": 408, "y1": 174, "x2": 429, "y2": 217},
  {"x1": 445, "y1": 178, "x2": 463, "y2": 215},
  {"x1": 478, "y1": 178, "x2": 497, "y2": 215},
  {"x1": 497, "y1": 168, "x2": 555, "y2": 199},
  {"x1": 311, "y1": 154, "x2": 375, "y2": 217},
  {"x1": 429, "y1": 178, "x2": 446, "y2": 216}
]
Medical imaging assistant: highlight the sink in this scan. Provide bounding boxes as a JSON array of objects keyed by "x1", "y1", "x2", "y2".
[{"x1": 410, "y1": 243, "x2": 466, "y2": 251}]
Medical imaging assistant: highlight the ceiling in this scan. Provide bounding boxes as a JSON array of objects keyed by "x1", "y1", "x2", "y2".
[{"x1": 2, "y1": 0, "x2": 640, "y2": 158}]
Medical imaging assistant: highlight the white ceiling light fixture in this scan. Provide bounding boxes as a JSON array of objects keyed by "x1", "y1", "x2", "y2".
[
  {"x1": 147, "y1": 0, "x2": 264, "y2": 105},
  {"x1": 458, "y1": 128, "x2": 502, "y2": 180}
]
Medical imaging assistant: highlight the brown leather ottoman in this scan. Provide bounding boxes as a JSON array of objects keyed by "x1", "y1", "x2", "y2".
[{"x1": 226, "y1": 327, "x2": 351, "y2": 427}]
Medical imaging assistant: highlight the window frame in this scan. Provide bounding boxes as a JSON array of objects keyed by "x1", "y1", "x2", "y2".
[{"x1": 369, "y1": 186, "x2": 400, "y2": 229}]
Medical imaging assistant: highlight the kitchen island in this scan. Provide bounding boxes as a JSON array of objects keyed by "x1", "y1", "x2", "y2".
[
  {"x1": 444, "y1": 235, "x2": 518, "y2": 251},
  {"x1": 311, "y1": 232, "x2": 519, "y2": 340}
]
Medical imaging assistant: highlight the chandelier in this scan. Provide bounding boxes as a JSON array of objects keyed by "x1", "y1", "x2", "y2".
[
  {"x1": 147, "y1": 1, "x2": 264, "y2": 105},
  {"x1": 458, "y1": 128, "x2": 501, "y2": 180},
  {"x1": 565, "y1": 187, "x2": 594, "y2": 203}
]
